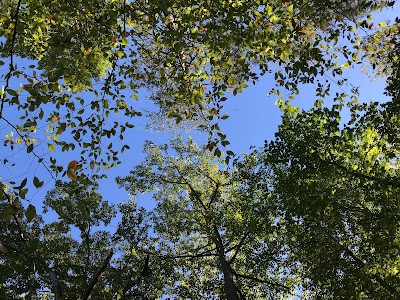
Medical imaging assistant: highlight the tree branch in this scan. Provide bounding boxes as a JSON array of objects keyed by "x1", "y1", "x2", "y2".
[
  {"x1": 229, "y1": 232, "x2": 250, "y2": 264},
  {"x1": 82, "y1": 251, "x2": 113, "y2": 300},
  {"x1": 233, "y1": 272, "x2": 290, "y2": 291}
]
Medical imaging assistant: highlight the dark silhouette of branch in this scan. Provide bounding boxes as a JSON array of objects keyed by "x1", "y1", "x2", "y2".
[
  {"x1": 233, "y1": 272, "x2": 290, "y2": 291},
  {"x1": 82, "y1": 251, "x2": 113, "y2": 300},
  {"x1": 229, "y1": 232, "x2": 250, "y2": 264}
]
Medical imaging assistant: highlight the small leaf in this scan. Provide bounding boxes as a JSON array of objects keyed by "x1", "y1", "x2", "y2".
[
  {"x1": 19, "y1": 178, "x2": 27, "y2": 189},
  {"x1": 90, "y1": 161, "x2": 95, "y2": 170},
  {"x1": 68, "y1": 160, "x2": 78, "y2": 170},
  {"x1": 25, "y1": 204, "x2": 36, "y2": 221},
  {"x1": 52, "y1": 116, "x2": 60, "y2": 123},
  {"x1": 33, "y1": 176, "x2": 44, "y2": 188},
  {"x1": 83, "y1": 49, "x2": 92, "y2": 56},
  {"x1": 19, "y1": 188, "x2": 28, "y2": 199},
  {"x1": 121, "y1": 38, "x2": 129, "y2": 45},
  {"x1": 67, "y1": 170, "x2": 77, "y2": 181},
  {"x1": 116, "y1": 51, "x2": 125, "y2": 58}
]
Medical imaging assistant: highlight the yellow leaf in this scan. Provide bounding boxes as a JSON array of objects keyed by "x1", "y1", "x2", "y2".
[{"x1": 52, "y1": 116, "x2": 60, "y2": 122}]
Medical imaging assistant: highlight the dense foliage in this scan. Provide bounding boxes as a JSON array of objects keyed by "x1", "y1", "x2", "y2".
[{"x1": 1, "y1": 0, "x2": 400, "y2": 299}]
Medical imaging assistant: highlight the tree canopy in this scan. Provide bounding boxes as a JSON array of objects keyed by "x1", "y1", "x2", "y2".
[{"x1": 1, "y1": 0, "x2": 400, "y2": 299}]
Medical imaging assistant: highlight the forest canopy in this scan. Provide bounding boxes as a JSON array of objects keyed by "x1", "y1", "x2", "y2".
[{"x1": 1, "y1": 0, "x2": 400, "y2": 299}]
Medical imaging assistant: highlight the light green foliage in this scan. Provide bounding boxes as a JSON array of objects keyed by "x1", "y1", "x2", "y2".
[{"x1": 262, "y1": 101, "x2": 400, "y2": 298}]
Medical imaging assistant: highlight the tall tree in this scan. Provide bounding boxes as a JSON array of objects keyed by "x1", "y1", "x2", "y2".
[{"x1": 117, "y1": 137, "x2": 301, "y2": 299}]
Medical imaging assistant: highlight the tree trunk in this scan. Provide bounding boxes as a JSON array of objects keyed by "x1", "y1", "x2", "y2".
[{"x1": 212, "y1": 226, "x2": 239, "y2": 300}]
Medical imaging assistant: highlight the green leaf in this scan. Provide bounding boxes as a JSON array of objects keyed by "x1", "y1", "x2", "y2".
[
  {"x1": 25, "y1": 204, "x2": 36, "y2": 221},
  {"x1": 48, "y1": 144, "x2": 56, "y2": 152},
  {"x1": 33, "y1": 176, "x2": 44, "y2": 188},
  {"x1": 3, "y1": 205, "x2": 14, "y2": 222},
  {"x1": 19, "y1": 188, "x2": 28, "y2": 199},
  {"x1": 27, "y1": 144, "x2": 34, "y2": 153}
]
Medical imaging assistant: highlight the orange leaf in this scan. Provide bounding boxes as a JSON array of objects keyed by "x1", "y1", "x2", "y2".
[
  {"x1": 284, "y1": 1, "x2": 290, "y2": 6},
  {"x1": 111, "y1": 36, "x2": 117, "y2": 42},
  {"x1": 84, "y1": 50, "x2": 92, "y2": 56},
  {"x1": 369, "y1": 22, "x2": 374, "y2": 29},
  {"x1": 200, "y1": 26, "x2": 207, "y2": 31},
  {"x1": 299, "y1": 29, "x2": 307, "y2": 34},
  {"x1": 52, "y1": 116, "x2": 60, "y2": 123},
  {"x1": 90, "y1": 161, "x2": 95, "y2": 170},
  {"x1": 68, "y1": 160, "x2": 78, "y2": 170},
  {"x1": 67, "y1": 170, "x2": 77, "y2": 182}
]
